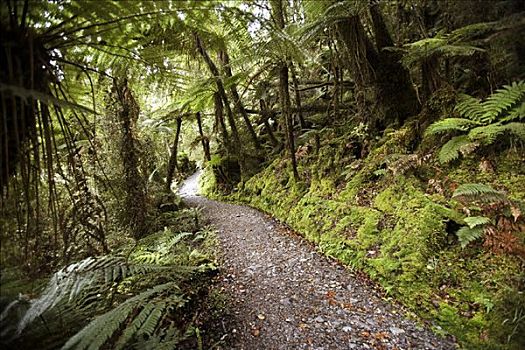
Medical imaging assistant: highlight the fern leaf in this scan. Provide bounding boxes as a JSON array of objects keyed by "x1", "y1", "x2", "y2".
[
  {"x1": 468, "y1": 123, "x2": 505, "y2": 145},
  {"x1": 138, "y1": 302, "x2": 166, "y2": 337},
  {"x1": 501, "y1": 102, "x2": 525, "y2": 122},
  {"x1": 115, "y1": 303, "x2": 156, "y2": 350},
  {"x1": 463, "y1": 216, "x2": 491, "y2": 228},
  {"x1": 438, "y1": 135, "x2": 476, "y2": 163},
  {"x1": 455, "y1": 94, "x2": 485, "y2": 122},
  {"x1": 468, "y1": 122, "x2": 525, "y2": 144},
  {"x1": 62, "y1": 283, "x2": 177, "y2": 350},
  {"x1": 426, "y1": 118, "x2": 480, "y2": 135},
  {"x1": 457, "y1": 226, "x2": 485, "y2": 248},
  {"x1": 503, "y1": 122, "x2": 525, "y2": 140},
  {"x1": 452, "y1": 183, "x2": 508, "y2": 203},
  {"x1": 480, "y1": 81, "x2": 525, "y2": 123}
]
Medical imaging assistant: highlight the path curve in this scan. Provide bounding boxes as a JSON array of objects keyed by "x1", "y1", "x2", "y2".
[{"x1": 180, "y1": 172, "x2": 455, "y2": 350}]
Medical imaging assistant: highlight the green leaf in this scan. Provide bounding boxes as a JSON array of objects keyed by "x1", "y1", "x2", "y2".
[
  {"x1": 426, "y1": 118, "x2": 481, "y2": 135},
  {"x1": 456, "y1": 226, "x2": 485, "y2": 248},
  {"x1": 452, "y1": 183, "x2": 508, "y2": 204},
  {"x1": 438, "y1": 135, "x2": 474, "y2": 163},
  {"x1": 463, "y1": 216, "x2": 491, "y2": 228}
]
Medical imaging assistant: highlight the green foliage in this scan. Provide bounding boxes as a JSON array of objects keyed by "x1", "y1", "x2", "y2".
[
  {"x1": 452, "y1": 183, "x2": 508, "y2": 204},
  {"x1": 438, "y1": 135, "x2": 477, "y2": 164},
  {"x1": 4, "y1": 224, "x2": 217, "y2": 350},
  {"x1": 62, "y1": 282, "x2": 182, "y2": 350},
  {"x1": 400, "y1": 36, "x2": 484, "y2": 68},
  {"x1": 456, "y1": 226, "x2": 485, "y2": 248},
  {"x1": 427, "y1": 81, "x2": 525, "y2": 163},
  {"x1": 463, "y1": 216, "x2": 492, "y2": 228}
]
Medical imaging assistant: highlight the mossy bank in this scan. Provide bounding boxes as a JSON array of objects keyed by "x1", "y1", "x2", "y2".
[{"x1": 201, "y1": 125, "x2": 525, "y2": 350}]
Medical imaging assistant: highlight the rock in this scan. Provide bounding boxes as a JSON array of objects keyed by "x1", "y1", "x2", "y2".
[
  {"x1": 342, "y1": 326, "x2": 353, "y2": 332},
  {"x1": 390, "y1": 326, "x2": 406, "y2": 336},
  {"x1": 280, "y1": 298, "x2": 291, "y2": 306},
  {"x1": 314, "y1": 316, "x2": 325, "y2": 323}
]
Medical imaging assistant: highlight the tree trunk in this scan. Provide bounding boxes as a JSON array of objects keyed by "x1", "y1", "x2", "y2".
[
  {"x1": 259, "y1": 99, "x2": 280, "y2": 148},
  {"x1": 214, "y1": 92, "x2": 230, "y2": 147},
  {"x1": 369, "y1": 2, "x2": 419, "y2": 126},
  {"x1": 194, "y1": 33, "x2": 243, "y2": 171},
  {"x1": 336, "y1": 15, "x2": 378, "y2": 121},
  {"x1": 272, "y1": 0, "x2": 299, "y2": 181},
  {"x1": 219, "y1": 49, "x2": 261, "y2": 150},
  {"x1": 421, "y1": 57, "x2": 442, "y2": 102},
  {"x1": 289, "y1": 63, "x2": 307, "y2": 130},
  {"x1": 113, "y1": 78, "x2": 148, "y2": 240},
  {"x1": 196, "y1": 112, "x2": 211, "y2": 162},
  {"x1": 165, "y1": 116, "x2": 182, "y2": 192}
]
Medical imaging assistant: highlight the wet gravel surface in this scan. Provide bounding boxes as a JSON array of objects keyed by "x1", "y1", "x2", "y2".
[{"x1": 180, "y1": 172, "x2": 456, "y2": 350}]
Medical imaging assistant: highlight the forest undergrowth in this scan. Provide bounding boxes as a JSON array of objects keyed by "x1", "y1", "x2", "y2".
[{"x1": 0, "y1": 203, "x2": 220, "y2": 350}]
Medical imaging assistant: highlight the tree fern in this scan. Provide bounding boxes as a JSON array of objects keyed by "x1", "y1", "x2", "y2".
[
  {"x1": 426, "y1": 80, "x2": 525, "y2": 163},
  {"x1": 16, "y1": 256, "x2": 177, "y2": 335}
]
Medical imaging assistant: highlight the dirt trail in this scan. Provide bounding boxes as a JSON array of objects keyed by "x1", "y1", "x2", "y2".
[{"x1": 180, "y1": 172, "x2": 455, "y2": 350}]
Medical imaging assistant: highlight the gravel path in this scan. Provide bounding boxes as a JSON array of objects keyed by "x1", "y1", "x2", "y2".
[{"x1": 180, "y1": 172, "x2": 456, "y2": 350}]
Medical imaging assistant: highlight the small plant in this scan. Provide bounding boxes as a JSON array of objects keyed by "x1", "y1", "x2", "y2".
[
  {"x1": 426, "y1": 81, "x2": 525, "y2": 163},
  {"x1": 452, "y1": 183, "x2": 524, "y2": 257}
]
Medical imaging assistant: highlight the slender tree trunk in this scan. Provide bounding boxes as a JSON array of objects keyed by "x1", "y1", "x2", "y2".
[
  {"x1": 194, "y1": 33, "x2": 243, "y2": 170},
  {"x1": 165, "y1": 116, "x2": 182, "y2": 192},
  {"x1": 113, "y1": 78, "x2": 148, "y2": 240},
  {"x1": 421, "y1": 57, "x2": 442, "y2": 102},
  {"x1": 214, "y1": 92, "x2": 230, "y2": 147},
  {"x1": 290, "y1": 63, "x2": 307, "y2": 130},
  {"x1": 272, "y1": 0, "x2": 299, "y2": 180},
  {"x1": 219, "y1": 49, "x2": 261, "y2": 150},
  {"x1": 259, "y1": 99, "x2": 280, "y2": 148},
  {"x1": 196, "y1": 112, "x2": 211, "y2": 162}
]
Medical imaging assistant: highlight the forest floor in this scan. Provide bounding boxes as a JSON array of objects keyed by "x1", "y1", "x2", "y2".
[{"x1": 180, "y1": 172, "x2": 457, "y2": 350}]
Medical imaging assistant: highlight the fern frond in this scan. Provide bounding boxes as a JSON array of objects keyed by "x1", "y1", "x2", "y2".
[
  {"x1": 468, "y1": 122, "x2": 525, "y2": 144},
  {"x1": 452, "y1": 183, "x2": 508, "y2": 204},
  {"x1": 501, "y1": 102, "x2": 525, "y2": 122},
  {"x1": 438, "y1": 135, "x2": 477, "y2": 163},
  {"x1": 426, "y1": 118, "x2": 481, "y2": 135},
  {"x1": 456, "y1": 226, "x2": 485, "y2": 248},
  {"x1": 463, "y1": 216, "x2": 491, "y2": 228},
  {"x1": 480, "y1": 81, "x2": 525, "y2": 123},
  {"x1": 61, "y1": 283, "x2": 181, "y2": 350},
  {"x1": 455, "y1": 94, "x2": 485, "y2": 122},
  {"x1": 504, "y1": 122, "x2": 525, "y2": 140},
  {"x1": 139, "y1": 302, "x2": 166, "y2": 337},
  {"x1": 17, "y1": 257, "x2": 178, "y2": 334},
  {"x1": 115, "y1": 303, "x2": 157, "y2": 350}
]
